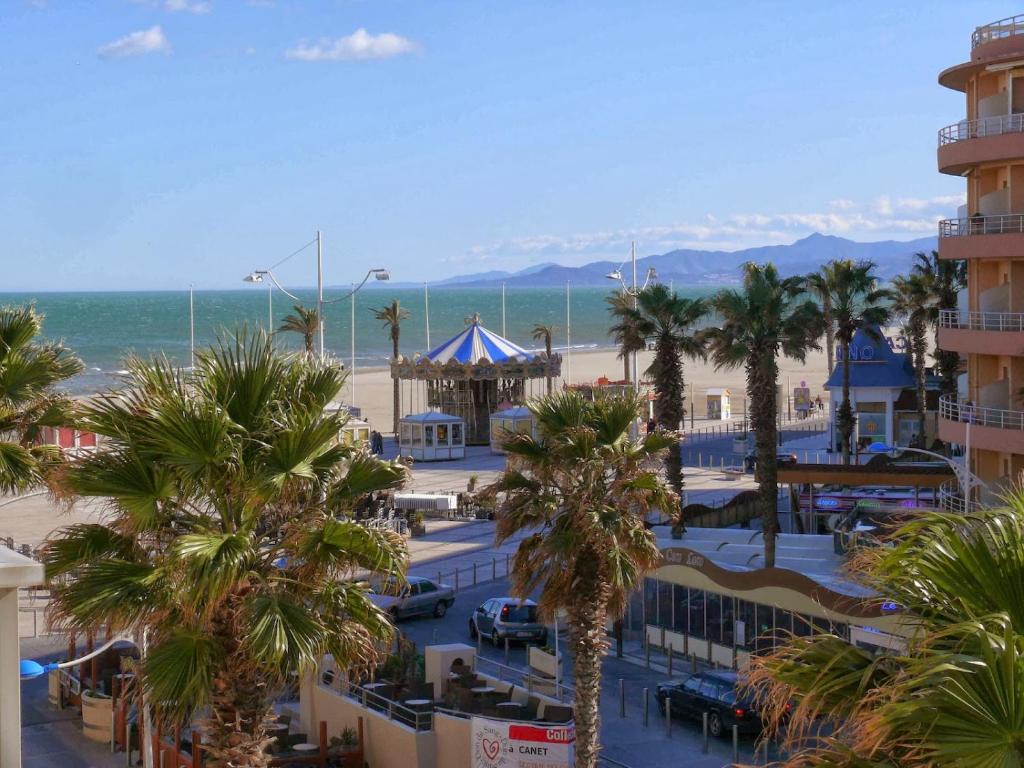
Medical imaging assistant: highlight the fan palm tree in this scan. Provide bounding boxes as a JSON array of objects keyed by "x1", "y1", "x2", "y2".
[
  {"x1": 44, "y1": 332, "x2": 408, "y2": 767},
  {"x1": 372, "y1": 299, "x2": 411, "y2": 434},
  {"x1": 278, "y1": 304, "x2": 319, "y2": 355},
  {"x1": 622, "y1": 284, "x2": 706, "y2": 522},
  {"x1": 749, "y1": 497, "x2": 1024, "y2": 766},
  {"x1": 892, "y1": 273, "x2": 932, "y2": 445},
  {"x1": 531, "y1": 323, "x2": 555, "y2": 394},
  {"x1": 912, "y1": 249, "x2": 967, "y2": 399},
  {"x1": 827, "y1": 260, "x2": 892, "y2": 464},
  {"x1": 703, "y1": 263, "x2": 823, "y2": 565},
  {"x1": 606, "y1": 289, "x2": 645, "y2": 383},
  {"x1": 806, "y1": 262, "x2": 841, "y2": 375},
  {"x1": 487, "y1": 390, "x2": 675, "y2": 768},
  {"x1": 0, "y1": 305, "x2": 83, "y2": 493}
]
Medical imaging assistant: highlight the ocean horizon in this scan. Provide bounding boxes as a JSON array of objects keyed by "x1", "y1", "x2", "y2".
[{"x1": 0, "y1": 285, "x2": 724, "y2": 394}]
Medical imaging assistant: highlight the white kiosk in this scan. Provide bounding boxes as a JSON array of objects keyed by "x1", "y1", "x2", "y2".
[
  {"x1": 398, "y1": 412, "x2": 466, "y2": 461},
  {"x1": 488, "y1": 406, "x2": 538, "y2": 454}
]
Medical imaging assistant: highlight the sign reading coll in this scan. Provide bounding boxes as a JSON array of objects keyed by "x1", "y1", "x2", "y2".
[{"x1": 472, "y1": 716, "x2": 575, "y2": 768}]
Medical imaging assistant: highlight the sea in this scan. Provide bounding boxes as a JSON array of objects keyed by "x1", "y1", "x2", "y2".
[{"x1": 0, "y1": 286, "x2": 722, "y2": 395}]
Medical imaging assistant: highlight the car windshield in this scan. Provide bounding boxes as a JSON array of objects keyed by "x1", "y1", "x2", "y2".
[{"x1": 502, "y1": 604, "x2": 537, "y2": 622}]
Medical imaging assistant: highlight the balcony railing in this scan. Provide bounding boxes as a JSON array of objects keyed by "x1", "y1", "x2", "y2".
[
  {"x1": 973, "y1": 14, "x2": 1024, "y2": 48},
  {"x1": 939, "y1": 113, "x2": 1024, "y2": 145},
  {"x1": 939, "y1": 308, "x2": 1024, "y2": 331},
  {"x1": 939, "y1": 214, "x2": 1024, "y2": 237},
  {"x1": 937, "y1": 479, "x2": 983, "y2": 514},
  {"x1": 939, "y1": 394, "x2": 1024, "y2": 430}
]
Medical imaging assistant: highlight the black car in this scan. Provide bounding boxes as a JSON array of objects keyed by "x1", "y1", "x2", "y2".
[
  {"x1": 744, "y1": 450, "x2": 798, "y2": 472},
  {"x1": 655, "y1": 670, "x2": 762, "y2": 737}
]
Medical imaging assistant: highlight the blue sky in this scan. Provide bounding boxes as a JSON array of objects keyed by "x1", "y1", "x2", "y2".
[{"x1": 0, "y1": 0, "x2": 1015, "y2": 290}]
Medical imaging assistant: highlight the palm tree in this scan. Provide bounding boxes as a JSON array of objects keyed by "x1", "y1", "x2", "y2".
[
  {"x1": 0, "y1": 305, "x2": 83, "y2": 493},
  {"x1": 44, "y1": 332, "x2": 408, "y2": 767},
  {"x1": 892, "y1": 273, "x2": 932, "y2": 445},
  {"x1": 703, "y1": 263, "x2": 823, "y2": 566},
  {"x1": 623, "y1": 284, "x2": 706, "y2": 521},
  {"x1": 531, "y1": 323, "x2": 555, "y2": 394},
  {"x1": 805, "y1": 262, "x2": 841, "y2": 375},
  {"x1": 912, "y1": 249, "x2": 966, "y2": 398},
  {"x1": 606, "y1": 289, "x2": 645, "y2": 382},
  {"x1": 749, "y1": 499, "x2": 1024, "y2": 766},
  {"x1": 372, "y1": 299, "x2": 411, "y2": 434},
  {"x1": 278, "y1": 304, "x2": 319, "y2": 355},
  {"x1": 487, "y1": 390, "x2": 675, "y2": 768},
  {"x1": 827, "y1": 260, "x2": 892, "y2": 464}
]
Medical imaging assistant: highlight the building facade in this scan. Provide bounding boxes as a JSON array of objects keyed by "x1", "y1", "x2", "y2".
[{"x1": 937, "y1": 14, "x2": 1024, "y2": 499}]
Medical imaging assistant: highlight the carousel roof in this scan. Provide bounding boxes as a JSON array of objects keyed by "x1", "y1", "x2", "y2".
[{"x1": 424, "y1": 316, "x2": 533, "y2": 365}]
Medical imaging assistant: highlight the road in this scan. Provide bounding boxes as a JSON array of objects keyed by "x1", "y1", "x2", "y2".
[{"x1": 395, "y1": 577, "x2": 764, "y2": 768}]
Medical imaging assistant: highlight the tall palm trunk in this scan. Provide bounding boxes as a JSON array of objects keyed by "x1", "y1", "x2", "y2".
[
  {"x1": 823, "y1": 295, "x2": 835, "y2": 375},
  {"x1": 546, "y1": 337, "x2": 554, "y2": 394},
  {"x1": 838, "y1": 339, "x2": 854, "y2": 464},
  {"x1": 749, "y1": 356, "x2": 779, "y2": 566},
  {"x1": 391, "y1": 332, "x2": 401, "y2": 435},
  {"x1": 910, "y1": 318, "x2": 928, "y2": 444},
  {"x1": 622, "y1": 353, "x2": 630, "y2": 383},
  {"x1": 652, "y1": 341, "x2": 685, "y2": 533},
  {"x1": 567, "y1": 565, "x2": 611, "y2": 768}
]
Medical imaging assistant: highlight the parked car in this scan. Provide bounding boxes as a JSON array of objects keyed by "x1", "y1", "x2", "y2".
[
  {"x1": 468, "y1": 597, "x2": 548, "y2": 646},
  {"x1": 655, "y1": 670, "x2": 763, "y2": 737},
  {"x1": 369, "y1": 576, "x2": 455, "y2": 621},
  {"x1": 744, "y1": 450, "x2": 798, "y2": 472}
]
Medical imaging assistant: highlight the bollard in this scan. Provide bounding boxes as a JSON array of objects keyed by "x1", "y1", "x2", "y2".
[
  {"x1": 504, "y1": 637, "x2": 510, "y2": 666},
  {"x1": 698, "y1": 452, "x2": 702, "y2": 468},
  {"x1": 691, "y1": 653, "x2": 697, "y2": 673},
  {"x1": 455, "y1": 569, "x2": 459, "y2": 592},
  {"x1": 492, "y1": 557, "x2": 496, "y2": 580},
  {"x1": 643, "y1": 687, "x2": 649, "y2": 727},
  {"x1": 732, "y1": 724, "x2": 739, "y2": 763},
  {"x1": 432, "y1": 628, "x2": 439, "y2": 645},
  {"x1": 664, "y1": 695, "x2": 671, "y2": 737},
  {"x1": 473, "y1": 562, "x2": 477, "y2": 585},
  {"x1": 505, "y1": 552, "x2": 510, "y2": 573},
  {"x1": 618, "y1": 678, "x2": 625, "y2": 718},
  {"x1": 667, "y1": 643, "x2": 673, "y2": 677},
  {"x1": 437, "y1": 571, "x2": 443, "y2": 586},
  {"x1": 645, "y1": 639, "x2": 651, "y2": 669},
  {"x1": 477, "y1": 631, "x2": 482, "y2": 655},
  {"x1": 702, "y1": 712, "x2": 709, "y2": 753}
]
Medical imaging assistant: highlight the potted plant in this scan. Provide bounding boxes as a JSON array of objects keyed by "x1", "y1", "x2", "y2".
[
  {"x1": 467, "y1": 474, "x2": 479, "y2": 492},
  {"x1": 410, "y1": 511, "x2": 427, "y2": 538},
  {"x1": 327, "y1": 727, "x2": 360, "y2": 767}
]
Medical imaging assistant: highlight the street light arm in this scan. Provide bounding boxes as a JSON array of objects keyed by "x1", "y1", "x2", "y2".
[
  {"x1": 887, "y1": 445, "x2": 989, "y2": 493},
  {"x1": 322, "y1": 269, "x2": 385, "y2": 304},
  {"x1": 262, "y1": 270, "x2": 303, "y2": 302}
]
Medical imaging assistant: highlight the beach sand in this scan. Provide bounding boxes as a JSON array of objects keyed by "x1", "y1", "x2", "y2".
[{"x1": 348, "y1": 345, "x2": 831, "y2": 433}]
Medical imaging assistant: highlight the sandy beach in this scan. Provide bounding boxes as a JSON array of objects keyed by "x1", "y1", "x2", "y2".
[{"x1": 348, "y1": 344, "x2": 832, "y2": 433}]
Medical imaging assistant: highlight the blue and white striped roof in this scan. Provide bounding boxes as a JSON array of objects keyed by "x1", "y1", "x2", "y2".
[{"x1": 424, "y1": 316, "x2": 533, "y2": 365}]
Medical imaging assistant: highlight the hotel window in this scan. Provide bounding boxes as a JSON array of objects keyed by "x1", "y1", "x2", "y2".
[
  {"x1": 754, "y1": 604, "x2": 775, "y2": 653},
  {"x1": 627, "y1": 588, "x2": 644, "y2": 632},
  {"x1": 672, "y1": 585, "x2": 688, "y2": 634},
  {"x1": 706, "y1": 593, "x2": 722, "y2": 644},
  {"x1": 736, "y1": 600, "x2": 756, "y2": 650},
  {"x1": 792, "y1": 613, "x2": 813, "y2": 638},
  {"x1": 644, "y1": 579, "x2": 658, "y2": 626},
  {"x1": 657, "y1": 581, "x2": 673, "y2": 629},
  {"x1": 721, "y1": 596, "x2": 735, "y2": 646},
  {"x1": 688, "y1": 589, "x2": 706, "y2": 639}
]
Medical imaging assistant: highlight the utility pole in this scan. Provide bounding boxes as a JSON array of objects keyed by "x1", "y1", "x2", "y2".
[
  {"x1": 502, "y1": 282, "x2": 507, "y2": 337},
  {"x1": 424, "y1": 282, "x2": 431, "y2": 350},
  {"x1": 316, "y1": 229, "x2": 325, "y2": 360},
  {"x1": 189, "y1": 284, "x2": 195, "y2": 369},
  {"x1": 351, "y1": 283, "x2": 356, "y2": 405},
  {"x1": 566, "y1": 281, "x2": 571, "y2": 384}
]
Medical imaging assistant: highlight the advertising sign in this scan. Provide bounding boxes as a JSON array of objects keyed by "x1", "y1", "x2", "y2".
[
  {"x1": 793, "y1": 387, "x2": 811, "y2": 412},
  {"x1": 472, "y1": 717, "x2": 575, "y2": 768}
]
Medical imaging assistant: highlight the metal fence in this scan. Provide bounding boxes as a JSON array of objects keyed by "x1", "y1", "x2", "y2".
[
  {"x1": 425, "y1": 552, "x2": 515, "y2": 594},
  {"x1": 342, "y1": 682, "x2": 434, "y2": 731},
  {"x1": 473, "y1": 654, "x2": 575, "y2": 704},
  {"x1": 973, "y1": 13, "x2": 1024, "y2": 47},
  {"x1": 939, "y1": 214, "x2": 1024, "y2": 237},
  {"x1": 938, "y1": 113, "x2": 1024, "y2": 145},
  {"x1": 939, "y1": 308, "x2": 1024, "y2": 332},
  {"x1": 939, "y1": 394, "x2": 1024, "y2": 430}
]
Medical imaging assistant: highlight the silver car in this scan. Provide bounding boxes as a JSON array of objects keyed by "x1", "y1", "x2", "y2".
[
  {"x1": 369, "y1": 576, "x2": 455, "y2": 621},
  {"x1": 469, "y1": 597, "x2": 547, "y2": 645}
]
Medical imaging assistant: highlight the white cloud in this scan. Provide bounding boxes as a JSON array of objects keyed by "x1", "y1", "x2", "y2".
[
  {"x1": 164, "y1": 0, "x2": 211, "y2": 13},
  {"x1": 463, "y1": 194, "x2": 966, "y2": 265},
  {"x1": 285, "y1": 28, "x2": 418, "y2": 62},
  {"x1": 98, "y1": 26, "x2": 171, "y2": 58}
]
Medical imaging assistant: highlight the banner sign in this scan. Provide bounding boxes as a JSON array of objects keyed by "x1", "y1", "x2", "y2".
[
  {"x1": 793, "y1": 387, "x2": 811, "y2": 412},
  {"x1": 472, "y1": 716, "x2": 575, "y2": 768}
]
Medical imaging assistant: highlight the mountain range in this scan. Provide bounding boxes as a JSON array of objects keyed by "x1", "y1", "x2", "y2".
[{"x1": 361, "y1": 233, "x2": 937, "y2": 289}]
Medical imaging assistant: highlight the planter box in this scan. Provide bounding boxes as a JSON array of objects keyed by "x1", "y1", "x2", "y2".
[
  {"x1": 528, "y1": 646, "x2": 562, "y2": 679},
  {"x1": 81, "y1": 691, "x2": 113, "y2": 743},
  {"x1": 732, "y1": 437, "x2": 749, "y2": 455},
  {"x1": 410, "y1": 523, "x2": 427, "y2": 538}
]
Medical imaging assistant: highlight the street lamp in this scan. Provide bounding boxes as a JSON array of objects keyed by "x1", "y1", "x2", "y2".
[
  {"x1": 605, "y1": 242, "x2": 658, "y2": 399},
  {"x1": 322, "y1": 269, "x2": 391, "y2": 406},
  {"x1": 866, "y1": 441, "x2": 988, "y2": 503}
]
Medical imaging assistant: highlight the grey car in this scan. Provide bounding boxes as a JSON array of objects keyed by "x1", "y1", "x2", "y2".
[
  {"x1": 369, "y1": 576, "x2": 455, "y2": 621},
  {"x1": 469, "y1": 598, "x2": 547, "y2": 645}
]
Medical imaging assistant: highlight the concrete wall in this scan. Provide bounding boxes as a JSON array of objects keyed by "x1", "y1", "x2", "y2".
[{"x1": 434, "y1": 713, "x2": 472, "y2": 768}]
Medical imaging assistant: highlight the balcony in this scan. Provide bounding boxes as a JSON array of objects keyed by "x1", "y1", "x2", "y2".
[
  {"x1": 973, "y1": 14, "x2": 1024, "y2": 49},
  {"x1": 937, "y1": 479, "x2": 983, "y2": 514},
  {"x1": 938, "y1": 394, "x2": 1024, "y2": 454},
  {"x1": 941, "y1": 15, "x2": 1024, "y2": 91},
  {"x1": 938, "y1": 309, "x2": 1024, "y2": 355},
  {"x1": 937, "y1": 214, "x2": 1024, "y2": 260},
  {"x1": 938, "y1": 114, "x2": 1024, "y2": 174}
]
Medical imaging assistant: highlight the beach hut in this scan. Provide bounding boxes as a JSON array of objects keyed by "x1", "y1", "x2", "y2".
[
  {"x1": 706, "y1": 388, "x2": 732, "y2": 420},
  {"x1": 488, "y1": 406, "x2": 538, "y2": 454},
  {"x1": 340, "y1": 417, "x2": 372, "y2": 448},
  {"x1": 397, "y1": 412, "x2": 466, "y2": 461},
  {"x1": 390, "y1": 314, "x2": 561, "y2": 445}
]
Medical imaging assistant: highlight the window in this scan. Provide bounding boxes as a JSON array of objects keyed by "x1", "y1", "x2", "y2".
[
  {"x1": 436, "y1": 424, "x2": 448, "y2": 444},
  {"x1": 706, "y1": 592, "x2": 722, "y2": 644},
  {"x1": 400, "y1": 424, "x2": 412, "y2": 446},
  {"x1": 736, "y1": 600, "x2": 755, "y2": 650},
  {"x1": 452, "y1": 423, "x2": 463, "y2": 445},
  {"x1": 627, "y1": 588, "x2": 644, "y2": 632},
  {"x1": 754, "y1": 604, "x2": 774, "y2": 653},
  {"x1": 672, "y1": 585, "x2": 688, "y2": 634},
  {"x1": 793, "y1": 614, "x2": 813, "y2": 638},
  {"x1": 657, "y1": 580, "x2": 673, "y2": 629},
  {"x1": 424, "y1": 426, "x2": 434, "y2": 446},
  {"x1": 419, "y1": 581, "x2": 437, "y2": 594},
  {"x1": 698, "y1": 679, "x2": 719, "y2": 699},
  {"x1": 720, "y1": 689, "x2": 736, "y2": 705},
  {"x1": 721, "y1": 596, "x2": 735, "y2": 646},
  {"x1": 412, "y1": 427, "x2": 423, "y2": 447},
  {"x1": 688, "y1": 589, "x2": 706, "y2": 639},
  {"x1": 644, "y1": 579, "x2": 659, "y2": 626},
  {"x1": 682, "y1": 676, "x2": 702, "y2": 694}
]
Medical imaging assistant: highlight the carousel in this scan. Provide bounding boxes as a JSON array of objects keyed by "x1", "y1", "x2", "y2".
[{"x1": 391, "y1": 314, "x2": 561, "y2": 445}]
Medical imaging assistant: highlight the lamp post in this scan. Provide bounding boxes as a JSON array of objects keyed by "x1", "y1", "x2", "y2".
[
  {"x1": 188, "y1": 284, "x2": 195, "y2": 369},
  {"x1": 322, "y1": 269, "x2": 391, "y2": 409}
]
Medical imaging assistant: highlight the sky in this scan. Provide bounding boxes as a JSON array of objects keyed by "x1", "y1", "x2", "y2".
[{"x1": 0, "y1": 0, "x2": 1016, "y2": 290}]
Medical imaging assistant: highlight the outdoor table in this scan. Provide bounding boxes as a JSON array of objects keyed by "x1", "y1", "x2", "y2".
[
  {"x1": 405, "y1": 698, "x2": 431, "y2": 708},
  {"x1": 293, "y1": 743, "x2": 319, "y2": 752},
  {"x1": 471, "y1": 686, "x2": 496, "y2": 695},
  {"x1": 496, "y1": 701, "x2": 524, "y2": 718}
]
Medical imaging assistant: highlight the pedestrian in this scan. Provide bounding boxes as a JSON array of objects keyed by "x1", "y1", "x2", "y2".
[{"x1": 646, "y1": 417, "x2": 656, "y2": 434}]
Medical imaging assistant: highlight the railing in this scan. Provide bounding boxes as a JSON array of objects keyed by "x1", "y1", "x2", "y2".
[
  {"x1": 938, "y1": 308, "x2": 1024, "y2": 331},
  {"x1": 343, "y1": 682, "x2": 434, "y2": 731},
  {"x1": 939, "y1": 214, "x2": 1024, "y2": 237},
  {"x1": 427, "y1": 552, "x2": 514, "y2": 593},
  {"x1": 473, "y1": 654, "x2": 575, "y2": 703},
  {"x1": 973, "y1": 14, "x2": 1024, "y2": 48},
  {"x1": 938, "y1": 479, "x2": 983, "y2": 514},
  {"x1": 939, "y1": 394, "x2": 1024, "y2": 430},
  {"x1": 939, "y1": 113, "x2": 1024, "y2": 145}
]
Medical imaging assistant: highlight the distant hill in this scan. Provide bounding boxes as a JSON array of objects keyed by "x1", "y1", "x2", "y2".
[{"x1": 361, "y1": 234, "x2": 937, "y2": 289}]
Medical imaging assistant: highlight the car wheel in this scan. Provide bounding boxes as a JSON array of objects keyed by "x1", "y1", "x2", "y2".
[
  {"x1": 469, "y1": 619, "x2": 478, "y2": 638},
  {"x1": 434, "y1": 601, "x2": 448, "y2": 618},
  {"x1": 708, "y1": 711, "x2": 723, "y2": 738},
  {"x1": 491, "y1": 629, "x2": 501, "y2": 647}
]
